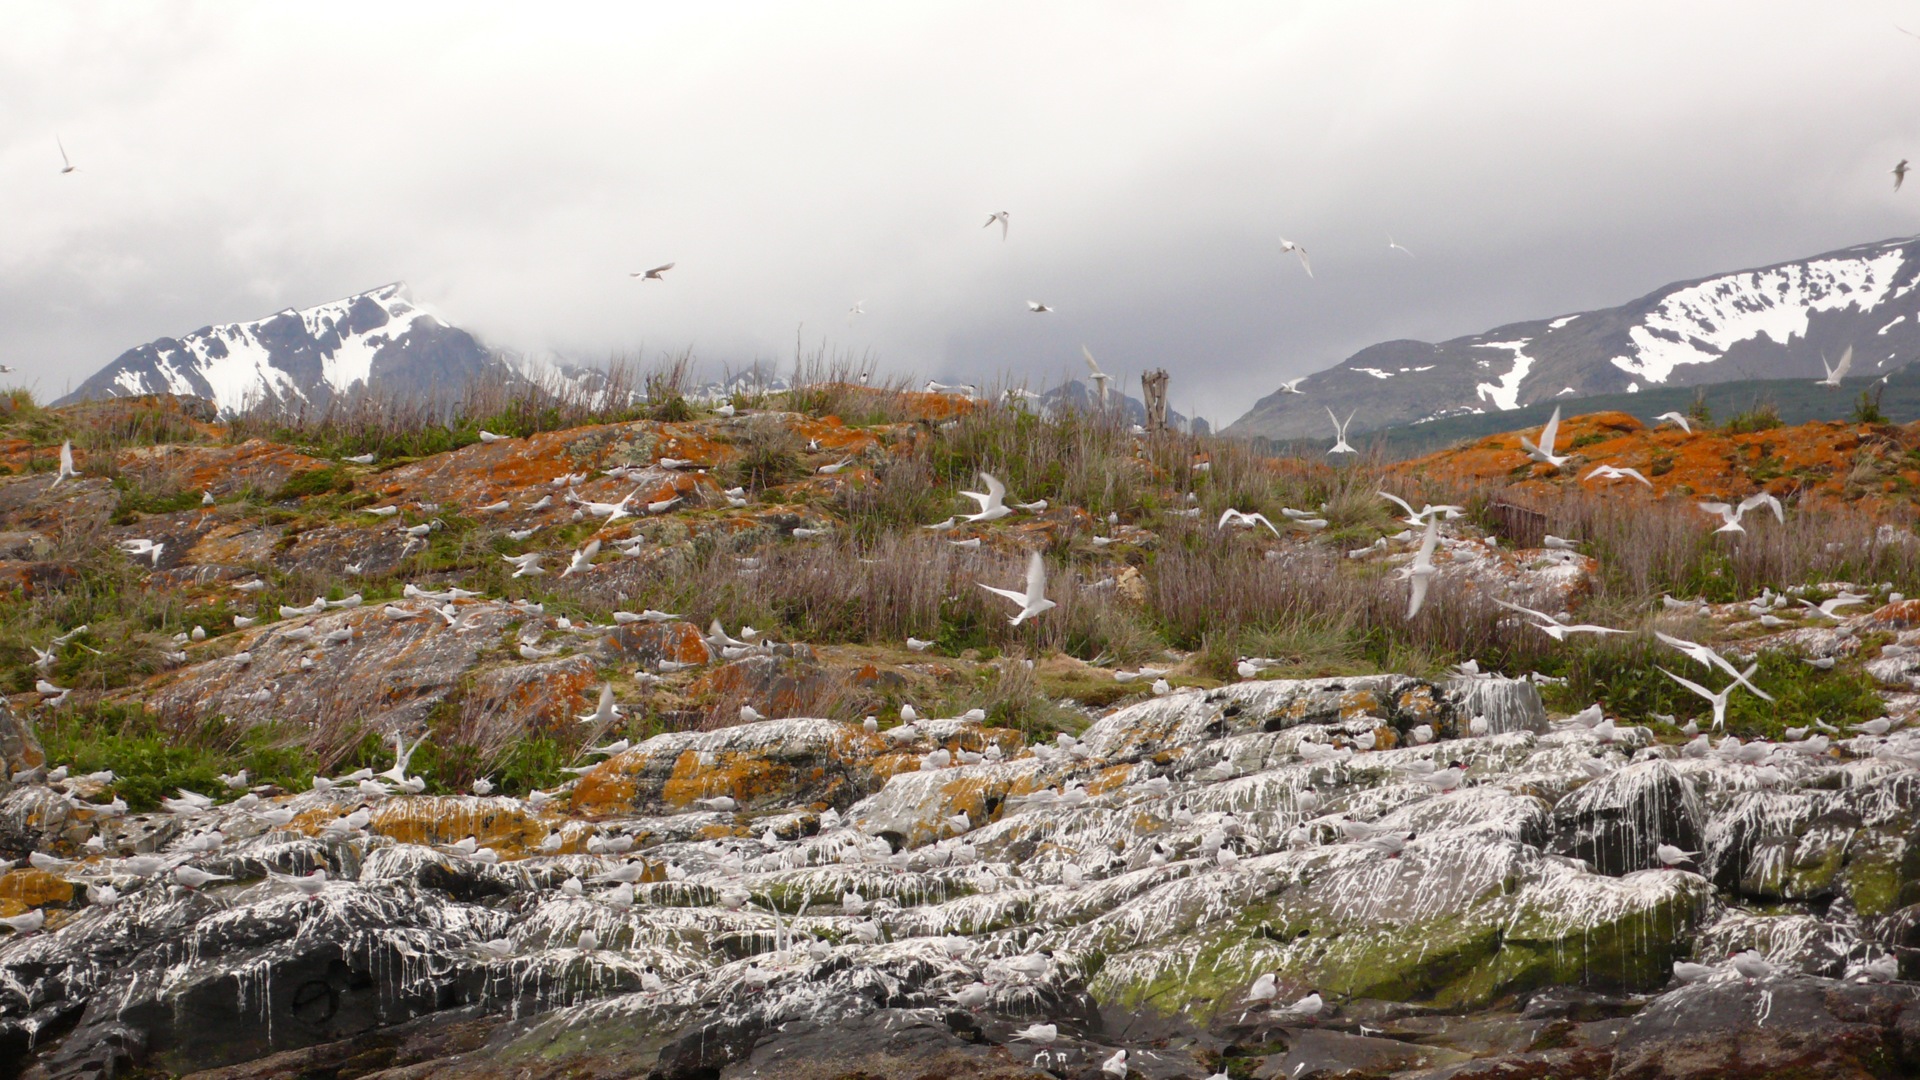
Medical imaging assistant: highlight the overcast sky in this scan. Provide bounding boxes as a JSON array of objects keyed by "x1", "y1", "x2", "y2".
[{"x1": 6, "y1": 2, "x2": 1920, "y2": 425}]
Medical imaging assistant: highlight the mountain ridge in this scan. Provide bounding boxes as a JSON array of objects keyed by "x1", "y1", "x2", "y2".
[
  {"x1": 1226, "y1": 235, "x2": 1920, "y2": 440},
  {"x1": 54, "y1": 283, "x2": 555, "y2": 415}
]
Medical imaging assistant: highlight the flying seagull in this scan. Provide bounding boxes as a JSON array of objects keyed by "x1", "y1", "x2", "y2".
[
  {"x1": 50, "y1": 440, "x2": 77, "y2": 488},
  {"x1": 1027, "y1": 300, "x2": 1052, "y2": 313},
  {"x1": 1278, "y1": 377, "x2": 1306, "y2": 395},
  {"x1": 1697, "y1": 491, "x2": 1784, "y2": 535},
  {"x1": 1218, "y1": 508, "x2": 1282, "y2": 537},
  {"x1": 1816, "y1": 346, "x2": 1853, "y2": 388},
  {"x1": 1898, "y1": 159, "x2": 1910, "y2": 192},
  {"x1": 57, "y1": 137, "x2": 75, "y2": 175},
  {"x1": 631, "y1": 263, "x2": 675, "y2": 281},
  {"x1": 1387, "y1": 234, "x2": 1414, "y2": 257},
  {"x1": 978, "y1": 551, "x2": 1055, "y2": 625},
  {"x1": 1660, "y1": 665, "x2": 1756, "y2": 731},
  {"x1": 1584, "y1": 464, "x2": 1653, "y2": 488},
  {"x1": 1519, "y1": 406, "x2": 1570, "y2": 469},
  {"x1": 984, "y1": 210, "x2": 1009, "y2": 240},
  {"x1": 1402, "y1": 515, "x2": 1441, "y2": 619},
  {"x1": 960, "y1": 472, "x2": 1013, "y2": 523},
  {"x1": 1326, "y1": 408, "x2": 1356, "y2": 454},
  {"x1": 1082, "y1": 346, "x2": 1111, "y2": 404},
  {"x1": 1652, "y1": 411, "x2": 1692, "y2": 434},
  {"x1": 1279, "y1": 237, "x2": 1313, "y2": 278}
]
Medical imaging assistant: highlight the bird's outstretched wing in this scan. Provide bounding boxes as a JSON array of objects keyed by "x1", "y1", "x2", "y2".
[
  {"x1": 978, "y1": 583, "x2": 1027, "y2": 606},
  {"x1": 1659, "y1": 666, "x2": 1718, "y2": 704},
  {"x1": 1832, "y1": 345, "x2": 1853, "y2": 381},
  {"x1": 1022, "y1": 551, "x2": 1048, "y2": 605},
  {"x1": 1379, "y1": 491, "x2": 1419, "y2": 519},
  {"x1": 1737, "y1": 491, "x2": 1784, "y2": 522},
  {"x1": 1537, "y1": 407, "x2": 1562, "y2": 458}
]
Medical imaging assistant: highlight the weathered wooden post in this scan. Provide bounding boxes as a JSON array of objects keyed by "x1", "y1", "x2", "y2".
[{"x1": 1141, "y1": 369, "x2": 1169, "y2": 433}]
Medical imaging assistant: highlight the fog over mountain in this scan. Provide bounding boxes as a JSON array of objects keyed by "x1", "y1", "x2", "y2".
[{"x1": 7, "y1": 3, "x2": 1920, "y2": 427}]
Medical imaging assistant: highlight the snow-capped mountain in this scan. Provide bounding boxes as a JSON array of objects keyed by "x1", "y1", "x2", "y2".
[
  {"x1": 56, "y1": 284, "x2": 547, "y2": 414},
  {"x1": 1227, "y1": 236, "x2": 1920, "y2": 440}
]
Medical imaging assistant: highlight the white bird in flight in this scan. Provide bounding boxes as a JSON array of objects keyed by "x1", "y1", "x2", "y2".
[
  {"x1": 1519, "y1": 406, "x2": 1570, "y2": 469},
  {"x1": 1326, "y1": 408, "x2": 1356, "y2": 454},
  {"x1": 984, "y1": 210, "x2": 1009, "y2": 240},
  {"x1": 1027, "y1": 300, "x2": 1052, "y2": 313},
  {"x1": 50, "y1": 440, "x2": 77, "y2": 488},
  {"x1": 631, "y1": 263, "x2": 675, "y2": 280},
  {"x1": 1659, "y1": 665, "x2": 1755, "y2": 731},
  {"x1": 1653, "y1": 631, "x2": 1774, "y2": 701},
  {"x1": 1584, "y1": 464, "x2": 1652, "y2": 488},
  {"x1": 1218, "y1": 508, "x2": 1282, "y2": 536},
  {"x1": 978, "y1": 551, "x2": 1056, "y2": 626},
  {"x1": 563, "y1": 539, "x2": 601, "y2": 577},
  {"x1": 1697, "y1": 492, "x2": 1784, "y2": 535},
  {"x1": 1401, "y1": 515, "x2": 1441, "y2": 619},
  {"x1": 1494, "y1": 598, "x2": 1627, "y2": 641},
  {"x1": 57, "y1": 136, "x2": 76, "y2": 174},
  {"x1": 1651, "y1": 411, "x2": 1693, "y2": 434},
  {"x1": 960, "y1": 472, "x2": 1014, "y2": 523},
  {"x1": 577, "y1": 683, "x2": 623, "y2": 725},
  {"x1": 1387, "y1": 234, "x2": 1414, "y2": 257},
  {"x1": 1816, "y1": 346, "x2": 1854, "y2": 388},
  {"x1": 1278, "y1": 377, "x2": 1306, "y2": 395},
  {"x1": 1279, "y1": 237, "x2": 1313, "y2": 277},
  {"x1": 1082, "y1": 346, "x2": 1111, "y2": 404}
]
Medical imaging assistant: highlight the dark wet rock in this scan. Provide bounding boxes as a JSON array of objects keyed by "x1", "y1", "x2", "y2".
[
  {"x1": 1413, "y1": 1045, "x2": 1612, "y2": 1079},
  {"x1": 1549, "y1": 759, "x2": 1703, "y2": 877},
  {"x1": 173, "y1": 1008, "x2": 499, "y2": 1080},
  {"x1": 1258, "y1": 1027, "x2": 1472, "y2": 1079},
  {"x1": 1611, "y1": 976, "x2": 1920, "y2": 1080}
]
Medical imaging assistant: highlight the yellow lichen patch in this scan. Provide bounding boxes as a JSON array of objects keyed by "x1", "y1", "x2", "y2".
[
  {"x1": 697, "y1": 823, "x2": 750, "y2": 841},
  {"x1": 1086, "y1": 764, "x2": 1137, "y2": 797},
  {"x1": 368, "y1": 797, "x2": 547, "y2": 853},
  {"x1": 658, "y1": 750, "x2": 799, "y2": 809},
  {"x1": 1337, "y1": 689, "x2": 1387, "y2": 719},
  {"x1": 570, "y1": 768, "x2": 640, "y2": 818},
  {"x1": 0, "y1": 869, "x2": 74, "y2": 913},
  {"x1": 291, "y1": 806, "x2": 347, "y2": 833}
]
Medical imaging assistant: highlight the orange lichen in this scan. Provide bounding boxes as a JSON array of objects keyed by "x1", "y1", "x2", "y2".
[
  {"x1": 0, "y1": 869, "x2": 74, "y2": 914},
  {"x1": 367, "y1": 797, "x2": 548, "y2": 852},
  {"x1": 1398, "y1": 412, "x2": 1920, "y2": 506}
]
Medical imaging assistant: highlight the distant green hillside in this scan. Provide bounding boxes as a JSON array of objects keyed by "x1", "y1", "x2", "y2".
[{"x1": 1254, "y1": 366, "x2": 1920, "y2": 461}]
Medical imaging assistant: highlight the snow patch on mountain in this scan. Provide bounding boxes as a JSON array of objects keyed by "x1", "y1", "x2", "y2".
[
  {"x1": 1608, "y1": 249, "x2": 1909, "y2": 384},
  {"x1": 1473, "y1": 340, "x2": 1535, "y2": 410}
]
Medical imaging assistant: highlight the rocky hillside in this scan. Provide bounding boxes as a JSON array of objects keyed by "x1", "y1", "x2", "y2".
[
  {"x1": 1229, "y1": 235, "x2": 1920, "y2": 440},
  {"x1": 1, "y1": 387, "x2": 1919, "y2": 1078},
  {"x1": 53, "y1": 284, "x2": 559, "y2": 415}
]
